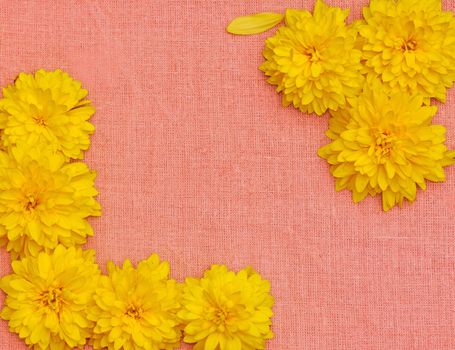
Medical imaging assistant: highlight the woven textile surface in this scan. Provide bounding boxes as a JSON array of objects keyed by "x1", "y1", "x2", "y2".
[{"x1": 1, "y1": 0, "x2": 455, "y2": 349}]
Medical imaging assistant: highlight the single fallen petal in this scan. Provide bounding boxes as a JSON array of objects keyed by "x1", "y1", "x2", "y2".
[{"x1": 227, "y1": 12, "x2": 283, "y2": 35}]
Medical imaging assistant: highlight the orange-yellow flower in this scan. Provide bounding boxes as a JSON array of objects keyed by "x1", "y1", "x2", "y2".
[
  {"x1": 0, "y1": 145, "x2": 100, "y2": 258},
  {"x1": 358, "y1": 0, "x2": 455, "y2": 103},
  {"x1": 260, "y1": 0, "x2": 364, "y2": 115},
  {"x1": 0, "y1": 245, "x2": 100, "y2": 350},
  {"x1": 88, "y1": 254, "x2": 182, "y2": 350},
  {"x1": 318, "y1": 84, "x2": 455, "y2": 211},
  {"x1": 0, "y1": 69, "x2": 95, "y2": 159},
  {"x1": 179, "y1": 265, "x2": 274, "y2": 350}
]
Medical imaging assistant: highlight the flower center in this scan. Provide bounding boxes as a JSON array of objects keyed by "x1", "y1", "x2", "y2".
[
  {"x1": 0, "y1": 131, "x2": 5, "y2": 151},
  {"x1": 303, "y1": 46, "x2": 322, "y2": 62},
  {"x1": 24, "y1": 194, "x2": 40, "y2": 211},
  {"x1": 125, "y1": 304, "x2": 143, "y2": 319},
  {"x1": 213, "y1": 307, "x2": 228, "y2": 325},
  {"x1": 373, "y1": 129, "x2": 395, "y2": 162},
  {"x1": 33, "y1": 115, "x2": 47, "y2": 126},
  {"x1": 207, "y1": 304, "x2": 234, "y2": 333},
  {"x1": 40, "y1": 287, "x2": 63, "y2": 313},
  {"x1": 401, "y1": 37, "x2": 417, "y2": 52}
]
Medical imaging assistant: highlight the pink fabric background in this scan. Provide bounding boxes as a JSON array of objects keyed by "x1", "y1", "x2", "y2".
[{"x1": 1, "y1": 0, "x2": 455, "y2": 349}]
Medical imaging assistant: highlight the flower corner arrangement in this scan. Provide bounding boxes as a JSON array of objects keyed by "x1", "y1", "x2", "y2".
[
  {"x1": 227, "y1": 0, "x2": 455, "y2": 211},
  {"x1": 0, "y1": 69, "x2": 274, "y2": 349}
]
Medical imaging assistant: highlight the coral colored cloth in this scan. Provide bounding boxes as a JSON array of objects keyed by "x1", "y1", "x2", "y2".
[{"x1": 1, "y1": 0, "x2": 455, "y2": 349}]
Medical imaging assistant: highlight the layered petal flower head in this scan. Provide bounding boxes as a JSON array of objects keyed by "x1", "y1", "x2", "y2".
[
  {"x1": 0, "y1": 245, "x2": 101, "y2": 350},
  {"x1": 179, "y1": 265, "x2": 274, "y2": 350},
  {"x1": 359, "y1": 0, "x2": 455, "y2": 103},
  {"x1": 260, "y1": 0, "x2": 364, "y2": 116},
  {"x1": 0, "y1": 145, "x2": 100, "y2": 258},
  {"x1": 88, "y1": 254, "x2": 182, "y2": 350},
  {"x1": 0, "y1": 69, "x2": 95, "y2": 159},
  {"x1": 318, "y1": 83, "x2": 455, "y2": 211}
]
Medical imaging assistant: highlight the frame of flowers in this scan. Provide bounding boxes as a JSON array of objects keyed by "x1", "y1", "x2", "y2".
[
  {"x1": 0, "y1": 69, "x2": 274, "y2": 350},
  {"x1": 1, "y1": 0, "x2": 455, "y2": 349}
]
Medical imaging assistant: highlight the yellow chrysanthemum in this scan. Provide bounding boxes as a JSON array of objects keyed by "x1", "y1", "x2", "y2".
[
  {"x1": 318, "y1": 84, "x2": 455, "y2": 211},
  {"x1": 178, "y1": 265, "x2": 274, "y2": 350},
  {"x1": 0, "y1": 69, "x2": 95, "y2": 159},
  {"x1": 0, "y1": 245, "x2": 100, "y2": 350},
  {"x1": 260, "y1": 0, "x2": 364, "y2": 116},
  {"x1": 358, "y1": 0, "x2": 455, "y2": 103},
  {"x1": 88, "y1": 254, "x2": 182, "y2": 350},
  {"x1": 0, "y1": 145, "x2": 100, "y2": 258}
]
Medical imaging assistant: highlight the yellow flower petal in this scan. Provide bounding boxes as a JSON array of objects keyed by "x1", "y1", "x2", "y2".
[{"x1": 227, "y1": 13, "x2": 283, "y2": 35}]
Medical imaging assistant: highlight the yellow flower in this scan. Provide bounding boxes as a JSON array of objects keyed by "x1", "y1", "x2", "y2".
[
  {"x1": 0, "y1": 69, "x2": 95, "y2": 159},
  {"x1": 260, "y1": 0, "x2": 364, "y2": 116},
  {"x1": 318, "y1": 84, "x2": 455, "y2": 211},
  {"x1": 0, "y1": 145, "x2": 100, "y2": 258},
  {"x1": 179, "y1": 265, "x2": 274, "y2": 350},
  {"x1": 0, "y1": 245, "x2": 100, "y2": 350},
  {"x1": 358, "y1": 0, "x2": 455, "y2": 103},
  {"x1": 88, "y1": 254, "x2": 182, "y2": 350}
]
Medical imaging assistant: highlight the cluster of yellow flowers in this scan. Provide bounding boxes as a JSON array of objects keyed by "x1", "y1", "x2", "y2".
[
  {"x1": 0, "y1": 69, "x2": 100, "y2": 258},
  {"x1": 228, "y1": 0, "x2": 455, "y2": 211},
  {"x1": 0, "y1": 70, "x2": 274, "y2": 350}
]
